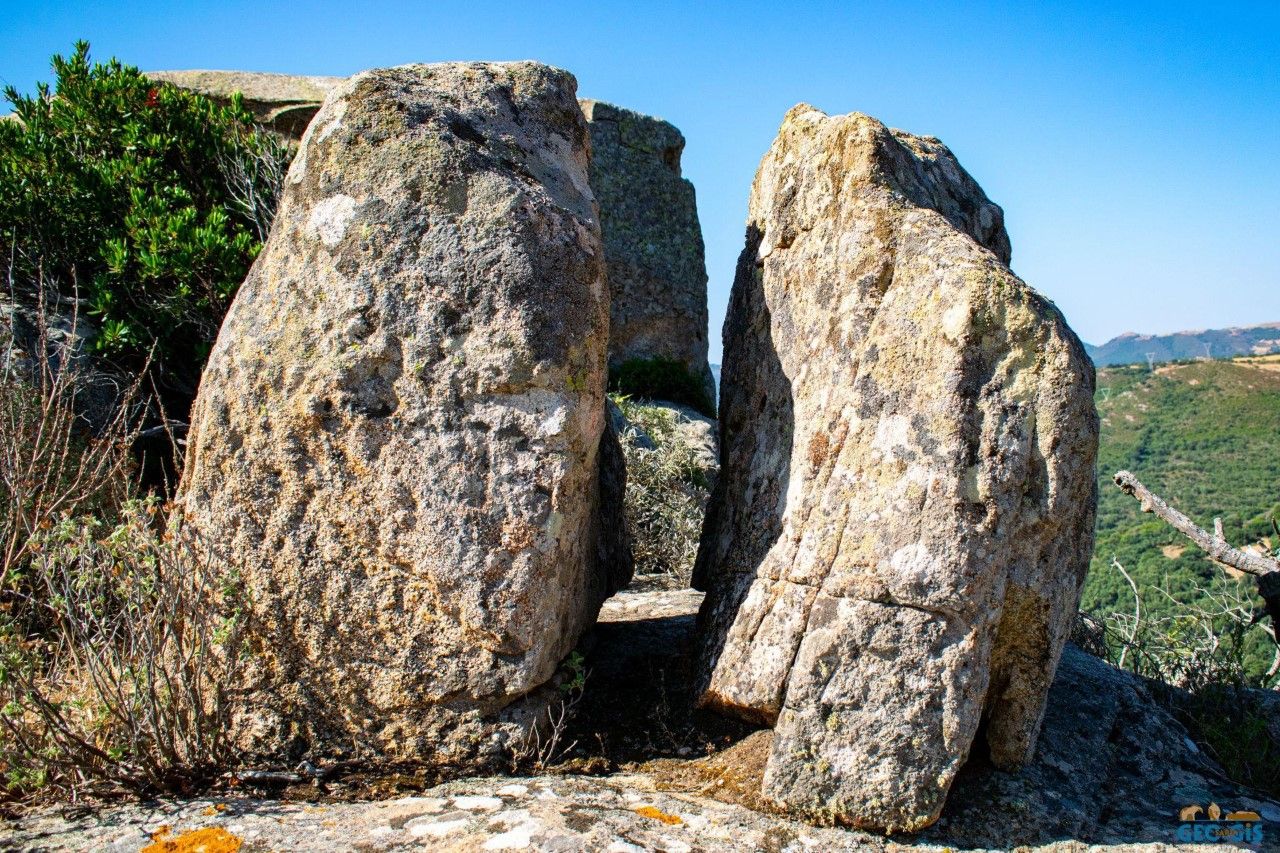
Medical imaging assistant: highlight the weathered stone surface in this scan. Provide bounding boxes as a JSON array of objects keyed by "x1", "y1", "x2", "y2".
[
  {"x1": 0, "y1": 778, "x2": 923, "y2": 853},
  {"x1": 693, "y1": 105, "x2": 1099, "y2": 830},
  {"x1": 12, "y1": 770, "x2": 1263, "y2": 852},
  {"x1": 146, "y1": 75, "x2": 716, "y2": 388},
  {"x1": 671, "y1": 650, "x2": 1280, "y2": 848},
  {"x1": 12, "y1": 588, "x2": 1275, "y2": 852},
  {"x1": 180, "y1": 62, "x2": 629, "y2": 762},
  {"x1": 921, "y1": 644, "x2": 1280, "y2": 847},
  {"x1": 145, "y1": 70, "x2": 343, "y2": 138},
  {"x1": 0, "y1": 297, "x2": 115, "y2": 431},
  {"x1": 581, "y1": 100, "x2": 714, "y2": 401}
]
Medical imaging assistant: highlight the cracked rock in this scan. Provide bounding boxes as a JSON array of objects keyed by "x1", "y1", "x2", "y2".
[{"x1": 693, "y1": 104, "x2": 1099, "y2": 831}]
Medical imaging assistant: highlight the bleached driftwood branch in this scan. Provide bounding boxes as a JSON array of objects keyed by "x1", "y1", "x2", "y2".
[{"x1": 1113, "y1": 470, "x2": 1280, "y2": 632}]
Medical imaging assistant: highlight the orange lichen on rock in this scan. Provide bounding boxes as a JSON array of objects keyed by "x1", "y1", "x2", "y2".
[
  {"x1": 141, "y1": 826, "x2": 243, "y2": 853},
  {"x1": 634, "y1": 805, "x2": 684, "y2": 825}
]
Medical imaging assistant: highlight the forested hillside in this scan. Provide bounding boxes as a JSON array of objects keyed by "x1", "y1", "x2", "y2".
[{"x1": 1083, "y1": 355, "x2": 1280, "y2": 678}]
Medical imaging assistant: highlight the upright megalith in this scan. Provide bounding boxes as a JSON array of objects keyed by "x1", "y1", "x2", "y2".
[
  {"x1": 580, "y1": 100, "x2": 714, "y2": 403},
  {"x1": 180, "y1": 62, "x2": 630, "y2": 762},
  {"x1": 694, "y1": 106, "x2": 1098, "y2": 831}
]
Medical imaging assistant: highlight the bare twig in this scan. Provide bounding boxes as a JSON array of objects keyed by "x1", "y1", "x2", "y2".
[
  {"x1": 235, "y1": 770, "x2": 303, "y2": 786},
  {"x1": 1111, "y1": 557, "x2": 1141, "y2": 670},
  {"x1": 1113, "y1": 471, "x2": 1279, "y2": 578},
  {"x1": 1113, "y1": 469, "x2": 1280, "y2": 654}
]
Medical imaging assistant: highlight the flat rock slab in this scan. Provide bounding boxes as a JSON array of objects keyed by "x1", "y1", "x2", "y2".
[
  {"x1": 599, "y1": 587, "x2": 706, "y2": 623},
  {"x1": 144, "y1": 71, "x2": 345, "y2": 137},
  {"x1": 6, "y1": 590, "x2": 1274, "y2": 850},
  {"x1": 4, "y1": 774, "x2": 1221, "y2": 852}
]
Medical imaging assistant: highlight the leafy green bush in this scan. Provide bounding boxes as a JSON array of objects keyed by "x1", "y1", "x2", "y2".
[
  {"x1": 1182, "y1": 686, "x2": 1280, "y2": 799},
  {"x1": 610, "y1": 357, "x2": 715, "y2": 418},
  {"x1": 0, "y1": 42, "x2": 286, "y2": 402}
]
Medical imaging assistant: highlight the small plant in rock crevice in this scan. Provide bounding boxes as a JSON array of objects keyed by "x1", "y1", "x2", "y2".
[
  {"x1": 513, "y1": 650, "x2": 591, "y2": 774},
  {"x1": 612, "y1": 395, "x2": 713, "y2": 584}
]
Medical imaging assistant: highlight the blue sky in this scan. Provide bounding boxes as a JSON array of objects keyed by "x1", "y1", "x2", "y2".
[{"x1": 3, "y1": 1, "x2": 1277, "y2": 361}]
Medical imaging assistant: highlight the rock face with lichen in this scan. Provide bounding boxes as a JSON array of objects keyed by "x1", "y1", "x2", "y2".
[
  {"x1": 145, "y1": 70, "x2": 344, "y2": 138},
  {"x1": 180, "y1": 61, "x2": 630, "y2": 763},
  {"x1": 693, "y1": 105, "x2": 1098, "y2": 831},
  {"x1": 580, "y1": 100, "x2": 714, "y2": 402},
  {"x1": 146, "y1": 74, "x2": 715, "y2": 397}
]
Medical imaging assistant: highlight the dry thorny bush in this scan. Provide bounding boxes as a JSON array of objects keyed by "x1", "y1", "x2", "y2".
[
  {"x1": 1088, "y1": 563, "x2": 1276, "y2": 689},
  {"x1": 0, "y1": 289, "x2": 245, "y2": 803},
  {"x1": 511, "y1": 651, "x2": 588, "y2": 774},
  {"x1": 217, "y1": 131, "x2": 291, "y2": 244},
  {"x1": 1074, "y1": 559, "x2": 1280, "y2": 795}
]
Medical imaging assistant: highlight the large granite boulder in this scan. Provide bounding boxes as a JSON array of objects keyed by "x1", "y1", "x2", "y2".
[
  {"x1": 145, "y1": 71, "x2": 343, "y2": 139},
  {"x1": 180, "y1": 61, "x2": 630, "y2": 763},
  {"x1": 693, "y1": 106, "x2": 1098, "y2": 831},
  {"x1": 580, "y1": 100, "x2": 714, "y2": 403},
  {"x1": 146, "y1": 73, "x2": 716, "y2": 397}
]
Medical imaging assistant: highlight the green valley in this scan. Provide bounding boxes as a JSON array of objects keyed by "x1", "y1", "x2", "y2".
[{"x1": 1084, "y1": 354, "x2": 1280, "y2": 681}]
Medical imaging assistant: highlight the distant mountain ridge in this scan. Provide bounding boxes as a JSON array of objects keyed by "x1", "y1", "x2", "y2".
[{"x1": 1086, "y1": 321, "x2": 1280, "y2": 367}]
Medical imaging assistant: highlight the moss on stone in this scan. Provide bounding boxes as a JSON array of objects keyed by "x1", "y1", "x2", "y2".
[{"x1": 609, "y1": 356, "x2": 715, "y2": 417}]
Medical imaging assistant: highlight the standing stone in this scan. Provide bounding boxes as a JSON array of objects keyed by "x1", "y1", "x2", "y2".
[
  {"x1": 694, "y1": 105, "x2": 1098, "y2": 831},
  {"x1": 180, "y1": 62, "x2": 630, "y2": 762},
  {"x1": 580, "y1": 101, "x2": 714, "y2": 404}
]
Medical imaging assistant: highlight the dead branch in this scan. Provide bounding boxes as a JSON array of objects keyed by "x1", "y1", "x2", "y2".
[
  {"x1": 1113, "y1": 471, "x2": 1278, "y2": 578},
  {"x1": 1113, "y1": 470, "x2": 1280, "y2": 638},
  {"x1": 1110, "y1": 557, "x2": 1142, "y2": 670}
]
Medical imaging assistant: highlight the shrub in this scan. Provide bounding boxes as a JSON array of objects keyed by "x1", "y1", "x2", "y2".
[
  {"x1": 610, "y1": 357, "x2": 715, "y2": 418},
  {"x1": 1083, "y1": 571, "x2": 1271, "y2": 691},
  {"x1": 0, "y1": 299, "x2": 242, "y2": 799},
  {"x1": 0, "y1": 42, "x2": 288, "y2": 404},
  {"x1": 613, "y1": 396, "x2": 712, "y2": 582},
  {"x1": 1077, "y1": 564, "x2": 1280, "y2": 797},
  {"x1": 0, "y1": 293, "x2": 140, "y2": 640},
  {"x1": 0, "y1": 503, "x2": 246, "y2": 798}
]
